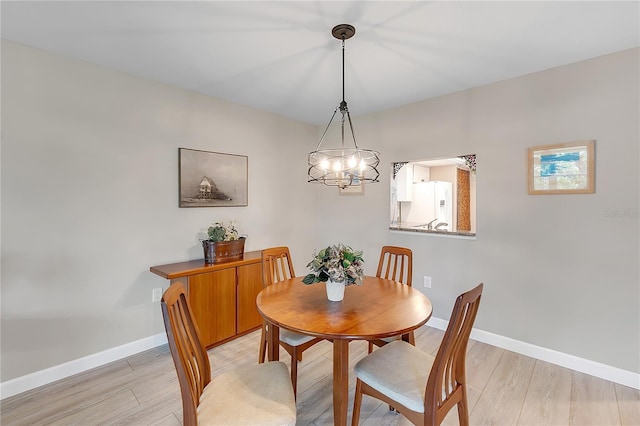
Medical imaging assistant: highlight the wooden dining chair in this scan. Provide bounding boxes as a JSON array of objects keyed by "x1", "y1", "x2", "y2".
[
  {"x1": 259, "y1": 246, "x2": 324, "y2": 396},
  {"x1": 369, "y1": 245, "x2": 414, "y2": 352},
  {"x1": 352, "y1": 283, "x2": 484, "y2": 426},
  {"x1": 161, "y1": 282, "x2": 296, "y2": 426}
]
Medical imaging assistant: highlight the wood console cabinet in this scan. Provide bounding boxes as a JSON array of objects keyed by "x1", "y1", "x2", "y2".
[{"x1": 150, "y1": 251, "x2": 263, "y2": 348}]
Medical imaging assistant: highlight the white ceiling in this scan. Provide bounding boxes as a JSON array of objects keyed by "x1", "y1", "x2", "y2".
[{"x1": 2, "y1": 1, "x2": 638, "y2": 125}]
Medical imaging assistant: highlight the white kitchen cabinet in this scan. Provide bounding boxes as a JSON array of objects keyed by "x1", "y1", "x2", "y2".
[{"x1": 396, "y1": 163, "x2": 413, "y2": 202}]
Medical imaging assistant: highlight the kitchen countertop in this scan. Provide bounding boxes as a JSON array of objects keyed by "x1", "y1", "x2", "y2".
[{"x1": 389, "y1": 223, "x2": 476, "y2": 238}]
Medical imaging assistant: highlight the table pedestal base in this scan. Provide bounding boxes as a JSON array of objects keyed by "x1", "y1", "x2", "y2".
[{"x1": 332, "y1": 339, "x2": 350, "y2": 425}]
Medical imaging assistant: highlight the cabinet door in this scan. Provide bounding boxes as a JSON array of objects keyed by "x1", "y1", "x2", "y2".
[
  {"x1": 396, "y1": 163, "x2": 413, "y2": 202},
  {"x1": 236, "y1": 262, "x2": 263, "y2": 334},
  {"x1": 189, "y1": 268, "x2": 237, "y2": 347}
]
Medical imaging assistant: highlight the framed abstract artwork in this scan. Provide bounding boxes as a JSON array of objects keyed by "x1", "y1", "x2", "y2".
[
  {"x1": 179, "y1": 148, "x2": 248, "y2": 207},
  {"x1": 528, "y1": 140, "x2": 595, "y2": 195}
]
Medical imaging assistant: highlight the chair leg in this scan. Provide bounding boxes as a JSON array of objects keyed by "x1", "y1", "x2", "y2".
[
  {"x1": 408, "y1": 331, "x2": 415, "y2": 346},
  {"x1": 457, "y1": 390, "x2": 470, "y2": 426},
  {"x1": 352, "y1": 379, "x2": 363, "y2": 426},
  {"x1": 258, "y1": 323, "x2": 266, "y2": 363},
  {"x1": 290, "y1": 347, "x2": 298, "y2": 398},
  {"x1": 367, "y1": 341, "x2": 374, "y2": 353},
  {"x1": 401, "y1": 332, "x2": 416, "y2": 346}
]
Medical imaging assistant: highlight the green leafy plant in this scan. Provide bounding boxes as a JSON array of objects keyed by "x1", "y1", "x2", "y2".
[
  {"x1": 302, "y1": 243, "x2": 364, "y2": 286},
  {"x1": 207, "y1": 221, "x2": 240, "y2": 242}
]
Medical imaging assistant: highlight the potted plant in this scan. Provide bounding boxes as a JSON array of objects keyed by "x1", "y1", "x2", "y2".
[
  {"x1": 302, "y1": 243, "x2": 364, "y2": 301},
  {"x1": 202, "y1": 221, "x2": 246, "y2": 264}
]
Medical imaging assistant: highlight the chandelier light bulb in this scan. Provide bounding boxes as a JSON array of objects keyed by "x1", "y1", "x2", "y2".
[
  {"x1": 348, "y1": 156, "x2": 357, "y2": 168},
  {"x1": 320, "y1": 159, "x2": 330, "y2": 170},
  {"x1": 333, "y1": 160, "x2": 342, "y2": 172}
]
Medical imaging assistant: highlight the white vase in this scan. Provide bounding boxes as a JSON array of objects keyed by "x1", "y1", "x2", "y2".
[{"x1": 325, "y1": 280, "x2": 346, "y2": 301}]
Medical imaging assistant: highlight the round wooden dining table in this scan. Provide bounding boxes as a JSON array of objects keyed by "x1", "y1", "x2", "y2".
[{"x1": 256, "y1": 276, "x2": 433, "y2": 426}]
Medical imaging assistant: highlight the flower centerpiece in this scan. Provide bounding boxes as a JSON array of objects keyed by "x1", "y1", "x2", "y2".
[
  {"x1": 202, "y1": 221, "x2": 246, "y2": 264},
  {"x1": 302, "y1": 244, "x2": 364, "y2": 301}
]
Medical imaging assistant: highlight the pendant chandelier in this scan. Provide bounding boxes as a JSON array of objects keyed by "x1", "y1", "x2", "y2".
[{"x1": 308, "y1": 24, "x2": 380, "y2": 189}]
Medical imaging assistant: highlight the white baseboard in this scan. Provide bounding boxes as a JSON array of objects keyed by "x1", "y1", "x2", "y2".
[
  {"x1": 3, "y1": 320, "x2": 639, "y2": 400},
  {"x1": 426, "y1": 317, "x2": 640, "y2": 390},
  {"x1": 0, "y1": 333, "x2": 168, "y2": 400}
]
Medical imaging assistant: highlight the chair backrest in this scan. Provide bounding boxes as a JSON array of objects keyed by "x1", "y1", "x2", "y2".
[
  {"x1": 425, "y1": 283, "x2": 483, "y2": 425},
  {"x1": 161, "y1": 282, "x2": 211, "y2": 426},
  {"x1": 262, "y1": 246, "x2": 295, "y2": 287},
  {"x1": 376, "y1": 245, "x2": 413, "y2": 285}
]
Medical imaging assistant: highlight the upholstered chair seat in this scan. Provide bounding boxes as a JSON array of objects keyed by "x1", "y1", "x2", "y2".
[
  {"x1": 355, "y1": 341, "x2": 434, "y2": 413},
  {"x1": 197, "y1": 361, "x2": 296, "y2": 425}
]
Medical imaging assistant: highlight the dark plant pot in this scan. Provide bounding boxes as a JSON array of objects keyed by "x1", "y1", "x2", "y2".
[{"x1": 202, "y1": 237, "x2": 246, "y2": 264}]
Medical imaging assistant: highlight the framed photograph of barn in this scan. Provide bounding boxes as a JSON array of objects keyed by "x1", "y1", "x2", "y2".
[{"x1": 179, "y1": 148, "x2": 248, "y2": 207}]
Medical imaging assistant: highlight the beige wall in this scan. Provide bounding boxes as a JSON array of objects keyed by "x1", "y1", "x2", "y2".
[
  {"x1": 0, "y1": 40, "x2": 319, "y2": 381},
  {"x1": 1, "y1": 41, "x2": 638, "y2": 385},
  {"x1": 314, "y1": 47, "x2": 639, "y2": 373}
]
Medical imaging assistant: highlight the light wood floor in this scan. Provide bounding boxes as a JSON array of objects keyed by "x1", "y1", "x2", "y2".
[{"x1": 1, "y1": 326, "x2": 639, "y2": 425}]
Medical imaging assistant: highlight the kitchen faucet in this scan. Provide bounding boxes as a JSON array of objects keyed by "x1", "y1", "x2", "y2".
[
  {"x1": 435, "y1": 222, "x2": 448, "y2": 230},
  {"x1": 426, "y1": 218, "x2": 438, "y2": 230}
]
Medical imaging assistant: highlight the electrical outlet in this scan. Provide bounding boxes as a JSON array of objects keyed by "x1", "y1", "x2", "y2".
[
  {"x1": 152, "y1": 288, "x2": 163, "y2": 303},
  {"x1": 423, "y1": 276, "x2": 432, "y2": 288}
]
